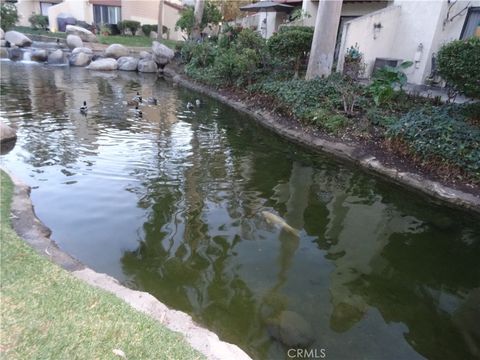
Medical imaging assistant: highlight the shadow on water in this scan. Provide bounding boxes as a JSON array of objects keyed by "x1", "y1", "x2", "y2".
[{"x1": 1, "y1": 61, "x2": 479, "y2": 360}]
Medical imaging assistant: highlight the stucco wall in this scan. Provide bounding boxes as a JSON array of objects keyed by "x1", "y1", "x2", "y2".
[
  {"x1": 121, "y1": 0, "x2": 184, "y2": 41},
  {"x1": 338, "y1": 0, "x2": 480, "y2": 85},
  {"x1": 15, "y1": 0, "x2": 41, "y2": 27},
  {"x1": 48, "y1": 0, "x2": 94, "y2": 32}
]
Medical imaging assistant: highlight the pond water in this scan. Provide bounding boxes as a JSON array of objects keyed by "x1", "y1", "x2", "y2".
[{"x1": 1, "y1": 61, "x2": 479, "y2": 360}]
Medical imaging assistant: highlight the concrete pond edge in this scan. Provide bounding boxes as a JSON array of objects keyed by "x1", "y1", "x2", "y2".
[
  {"x1": 163, "y1": 68, "x2": 480, "y2": 217},
  {"x1": 2, "y1": 168, "x2": 252, "y2": 360}
]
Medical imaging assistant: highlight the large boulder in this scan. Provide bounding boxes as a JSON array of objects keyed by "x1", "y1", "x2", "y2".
[
  {"x1": 66, "y1": 25, "x2": 97, "y2": 43},
  {"x1": 266, "y1": 311, "x2": 314, "y2": 347},
  {"x1": 139, "y1": 51, "x2": 153, "y2": 60},
  {"x1": 69, "y1": 47, "x2": 93, "y2": 66},
  {"x1": 105, "y1": 44, "x2": 129, "y2": 59},
  {"x1": 0, "y1": 40, "x2": 6, "y2": 47},
  {"x1": 5, "y1": 31, "x2": 32, "y2": 47},
  {"x1": 117, "y1": 56, "x2": 138, "y2": 71},
  {"x1": 151, "y1": 41, "x2": 174, "y2": 66},
  {"x1": 31, "y1": 49, "x2": 48, "y2": 62},
  {"x1": 137, "y1": 59, "x2": 158, "y2": 73},
  {"x1": 66, "y1": 34, "x2": 83, "y2": 50},
  {"x1": 87, "y1": 58, "x2": 118, "y2": 71},
  {"x1": 47, "y1": 49, "x2": 65, "y2": 64},
  {"x1": 0, "y1": 123, "x2": 17, "y2": 143}
]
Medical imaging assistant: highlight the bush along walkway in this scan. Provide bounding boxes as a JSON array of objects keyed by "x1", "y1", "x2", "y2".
[
  {"x1": 173, "y1": 30, "x2": 480, "y2": 202},
  {"x1": 0, "y1": 170, "x2": 250, "y2": 360}
]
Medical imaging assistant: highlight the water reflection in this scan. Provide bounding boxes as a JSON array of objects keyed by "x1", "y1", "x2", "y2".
[{"x1": 1, "y1": 61, "x2": 479, "y2": 360}]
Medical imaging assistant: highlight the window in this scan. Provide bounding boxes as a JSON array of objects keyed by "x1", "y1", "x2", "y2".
[
  {"x1": 461, "y1": 7, "x2": 480, "y2": 39},
  {"x1": 93, "y1": 5, "x2": 121, "y2": 25}
]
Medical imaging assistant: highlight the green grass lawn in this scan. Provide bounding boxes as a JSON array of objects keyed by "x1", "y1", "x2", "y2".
[
  {"x1": 13, "y1": 26, "x2": 67, "y2": 38},
  {"x1": 0, "y1": 171, "x2": 203, "y2": 359},
  {"x1": 99, "y1": 35, "x2": 180, "y2": 49}
]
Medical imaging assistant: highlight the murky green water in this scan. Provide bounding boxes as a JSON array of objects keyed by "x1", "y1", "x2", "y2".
[{"x1": 1, "y1": 61, "x2": 479, "y2": 360}]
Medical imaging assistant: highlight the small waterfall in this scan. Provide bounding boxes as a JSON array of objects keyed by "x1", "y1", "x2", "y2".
[{"x1": 22, "y1": 50, "x2": 32, "y2": 62}]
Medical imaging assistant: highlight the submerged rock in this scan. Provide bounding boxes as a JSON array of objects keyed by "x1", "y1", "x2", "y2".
[
  {"x1": 0, "y1": 47, "x2": 8, "y2": 58},
  {"x1": 47, "y1": 49, "x2": 65, "y2": 64},
  {"x1": 266, "y1": 311, "x2": 314, "y2": 347},
  {"x1": 0, "y1": 123, "x2": 17, "y2": 143},
  {"x1": 137, "y1": 59, "x2": 157, "y2": 73},
  {"x1": 31, "y1": 49, "x2": 48, "y2": 62},
  {"x1": 66, "y1": 25, "x2": 97, "y2": 43},
  {"x1": 8, "y1": 48, "x2": 23, "y2": 61},
  {"x1": 117, "y1": 56, "x2": 138, "y2": 71},
  {"x1": 105, "y1": 43, "x2": 129, "y2": 59},
  {"x1": 5, "y1": 31, "x2": 32, "y2": 47},
  {"x1": 66, "y1": 34, "x2": 83, "y2": 50},
  {"x1": 87, "y1": 58, "x2": 118, "y2": 71}
]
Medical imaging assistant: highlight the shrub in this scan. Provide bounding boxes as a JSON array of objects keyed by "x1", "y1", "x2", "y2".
[
  {"x1": 141, "y1": 24, "x2": 156, "y2": 37},
  {"x1": 387, "y1": 106, "x2": 480, "y2": 180},
  {"x1": 343, "y1": 44, "x2": 364, "y2": 80},
  {"x1": 118, "y1": 20, "x2": 141, "y2": 35},
  {"x1": 190, "y1": 41, "x2": 217, "y2": 67},
  {"x1": 0, "y1": 3, "x2": 19, "y2": 31},
  {"x1": 175, "y1": 1, "x2": 221, "y2": 38},
  {"x1": 437, "y1": 38, "x2": 480, "y2": 98},
  {"x1": 268, "y1": 26, "x2": 313, "y2": 78},
  {"x1": 29, "y1": 14, "x2": 48, "y2": 30},
  {"x1": 369, "y1": 61, "x2": 413, "y2": 106},
  {"x1": 308, "y1": 108, "x2": 348, "y2": 133}
]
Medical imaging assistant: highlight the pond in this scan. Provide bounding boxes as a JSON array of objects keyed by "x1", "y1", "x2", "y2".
[{"x1": 1, "y1": 61, "x2": 479, "y2": 360}]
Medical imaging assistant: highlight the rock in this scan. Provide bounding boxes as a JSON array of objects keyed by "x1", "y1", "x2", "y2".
[
  {"x1": 87, "y1": 58, "x2": 118, "y2": 71},
  {"x1": 69, "y1": 51, "x2": 92, "y2": 67},
  {"x1": 66, "y1": 34, "x2": 83, "y2": 50},
  {"x1": 66, "y1": 25, "x2": 97, "y2": 43},
  {"x1": 0, "y1": 28, "x2": 4, "y2": 40},
  {"x1": 139, "y1": 51, "x2": 153, "y2": 60},
  {"x1": 150, "y1": 31, "x2": 158, "y2": 39},
  {"x1": 117, "y1": 56, "x2": 138, "y2": 71},
  {"x1": 5, "y1": 31, "x2": 32, "y2": 47},
  {"x1": 137, "y1": 59, "x2": 158, "y2": 73},
  {"x1": 47, "y1": 49, "x2": 65, "y2": 64},
  {"x1": 0, "y1": 123, "x2": 17, "y2": 143},
  {"x1": 8, "y1": 48, "x2": 23, "y2": 61},
  {"x1": 105, "y1": 44, "x2": 129, "y2": 59},
  {"x1": 31, "y1": 49, "x2": 48, "y2": 62},
  {"x1": 91, "y1": 54, "x2": 104, "y2": 61},
  {"x1": 151, "y1": 41, "x2": 174, "y2": 66},
  {"x1": 266, "y1": 311, "x2": 314, "y2": 347},
  {"x1": 0, "y1": 47, "x2": 8, "y2": 58},
  {"x1": 72, "y1": 47, "x2": 93, "y2": 55},
  {"x1": 0, "y1": 40, "x2": 6, "y2": 47}
]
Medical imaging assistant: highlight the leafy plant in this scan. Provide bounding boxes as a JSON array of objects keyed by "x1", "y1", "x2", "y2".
[
  {"x1": 118, "y1": 20, "x2": 141, "y2": 36},
  {"x1": 343, "y1": 44, "x2": 364, "y2": 80},
  {"x1": 387, "y1": 106, "x2": 480, "y2": 180},
  {"x1": 0, "y1": 3, "x2": 19, "y2": 31},
  {"x1": 28, "y1": 14, "x2": 48, "y2": 30},
  {"x1": 288, "y1": 8, "x2": 311, "y2": 22},
  {"x1": 268, "y1": 26, "x2": 313, "y2": 78},
  {"x1": 369, "y1": 61, "x2": 413, "y2": 106},
  {"x1": 175, "y1": 2, "x2": 221, "y2": 38},
  {"x1": 437, "y1": 38, "x2": 480, "y2": 99}
]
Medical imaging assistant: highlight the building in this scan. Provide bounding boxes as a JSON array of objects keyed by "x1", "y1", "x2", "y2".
[{"x1": 14, "y1": 0, "x2": 186, "y2": 41}]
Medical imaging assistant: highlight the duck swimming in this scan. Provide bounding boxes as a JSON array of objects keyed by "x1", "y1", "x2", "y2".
[
  {"x1": 134, "y1": 106, "x2": 142, "y2": 117},
  {"x1": 187, "y1": 102, "x2": 194, "y2": 110},
  {"x1": 80, "y1": 101, "x2": 88, "y2": 114},
  {"x1": 133, "y1": 92, "x2": 142, "y2": 103}
]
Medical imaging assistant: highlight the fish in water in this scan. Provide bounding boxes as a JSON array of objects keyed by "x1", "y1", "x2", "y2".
[{"x1": 261, "y1": 211, "x2": 299, "y2": 236}]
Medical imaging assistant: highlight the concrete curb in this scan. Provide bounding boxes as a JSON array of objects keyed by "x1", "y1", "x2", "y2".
[
  {"x1": 2, "y1": 168, "x2": 252, "y2": 360},
  {"x1": 163, "y1": 68, "x2": 480, "y2": 216}
]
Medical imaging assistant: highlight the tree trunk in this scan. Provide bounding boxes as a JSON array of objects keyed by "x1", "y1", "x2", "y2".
[
  {"x1": 193, "y1": 0, "x2": 205, "y2": 40},
  {"x1": 305, "y1": 0, "x2": 343, "y2": 80},
  {"x1": 157, "y1": 0, "x2": 164, "y2": 40}
]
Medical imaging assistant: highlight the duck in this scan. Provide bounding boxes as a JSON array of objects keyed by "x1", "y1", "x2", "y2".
[
  {"x1": 186, "y1": 102, "x2": 194, "y2": 110},
  {"x1": 146, "y1": 97, "x2": 158, "y2": 105},
  {"x1": 80, "y1": 101, "x2": 88, "y2": 114},
  {"x1": 133, "y1": 106, "x2": 142, "y2": 117},
  {"x1": 195, "y1": 99, "x2": 201, "y2": 107},
  {"x1": 133, "y1": 92, "x2": 142, "y2": 103}
]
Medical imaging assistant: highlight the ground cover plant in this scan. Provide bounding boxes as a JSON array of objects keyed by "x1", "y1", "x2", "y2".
[{"x1": 0, "y1": 171, "x2": 203, "y2": 359}]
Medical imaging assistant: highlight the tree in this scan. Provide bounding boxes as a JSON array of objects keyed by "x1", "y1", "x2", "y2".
[
  {"x1": 157, "y1": 0, "x2": 164, "y2": 40},
  {"x1": 193, "y1": 0, "x2": 205, "y2": 40},
  {"x1": 0, "y1": 3, "x2": 19, "y2": 31},
  {"x1": 176, "y1": 1, "x2": 221, "y2": 38}
]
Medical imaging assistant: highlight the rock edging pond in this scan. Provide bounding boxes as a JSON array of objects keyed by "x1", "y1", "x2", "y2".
[
  {"x1": 163, "y1": 68, "x2": 480, "y2": 216},
  {"x1": 2, "y1": 169, "x2": 252, "y2": 360}
]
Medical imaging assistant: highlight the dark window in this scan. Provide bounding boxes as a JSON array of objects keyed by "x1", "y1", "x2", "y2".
[
  {"x1": 461, "y1": 7, "x2": 480, "y2": 39},
  {"x1": 93, "y1": 5, "x2": 121, "y2": 25}
]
